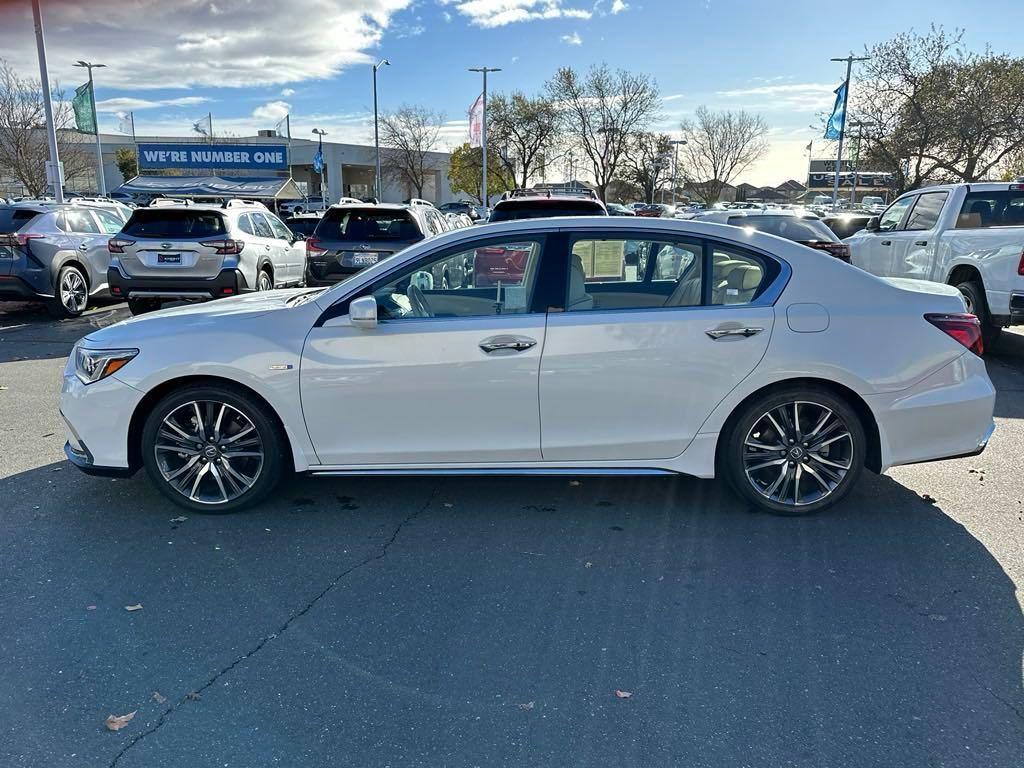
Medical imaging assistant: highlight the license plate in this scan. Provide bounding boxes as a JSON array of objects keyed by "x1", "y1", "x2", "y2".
[
  {"x1": 157, "y1": 253, "x2": 182, "y2": 264},
  {"x1": 351, "y1": 253, "x2": 379, "y2": 266}
]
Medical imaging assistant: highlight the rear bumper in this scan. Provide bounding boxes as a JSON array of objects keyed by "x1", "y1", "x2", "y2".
[
  {"x1": 0, "y1": 274, "x2": 45, "y2": 300},
  {"x1": 304, "y1": 264, "x2": 363, "y2": 286},
  {"x1": 107, "y1": 266, "x2": 247, "y2": 300},
  {"x1": 867, "y1": 352, "x2": 996, "y2": 471}
]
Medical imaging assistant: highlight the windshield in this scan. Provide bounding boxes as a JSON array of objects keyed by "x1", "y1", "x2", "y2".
[
  {"x1": 489, "y1": 200, "x2": 605, "y2": 222},
  {"x1": 121, "y1": 209, "x2": 226, "y2": 238},
  {"x1": 316, "y1": 208, "x2": 421, "y2": 241}
]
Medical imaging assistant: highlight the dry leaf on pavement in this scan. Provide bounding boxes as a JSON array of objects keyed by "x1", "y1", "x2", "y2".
[
  {"x1": 124, "y1": 604, "x2": 143, "y2": 612},
  {"x1": 614, "y1": 690, "x2": 633, "y2": 699},
  {"x1": 105, "y1": 711, "x2": 136, "y2": 731},
  {"x1": 169, "y1": 516, "x2": 187, "y2": 523},
  {"x1": 186, "y1": 691, "x2": 202, "y2": 701},
  {"x1": 518, "y1": 701, "x2": 535, "y2": 711},
  {"x1": 152, "y1": 692, "x2": 166, "y2": 704}
]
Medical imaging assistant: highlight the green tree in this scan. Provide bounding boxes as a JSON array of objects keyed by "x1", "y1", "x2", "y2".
[
  {"x1": 447, "y1": 142, "x2": 511, "y2": 203},
  {"x1": 115, "y1": 146, "x2": 137, "y2": 181},
  {"x1": 488, "y1": 92, "x2": 558, "y2": 189}
]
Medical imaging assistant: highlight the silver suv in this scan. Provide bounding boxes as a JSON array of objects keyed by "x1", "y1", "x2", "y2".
[
  {"x1": 107, "y1": 200, "x2": 306, "y2": 315},
  {"x1": 0, "y1": 201, "x2": 126, "y2": 317}
]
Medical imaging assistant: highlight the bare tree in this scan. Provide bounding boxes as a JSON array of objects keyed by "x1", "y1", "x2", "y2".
[
  {"x1": 488, "y1": 91, "x2": 558, "y2": 190},
  {"x1": 379, "y1": 105, "x2": 444, "y2": 199},
  {"x1": 0, "y1": 59, "x2": 93, "y2": 196},
  {"x1": 546, "y1": 64, "x2": 660, "y2": 201},
  {"x1": 619, "y1": 132, "x2": 673, "y2": 204},
  {"x1": 678, "y1": 106, "x2": 768, "y2": 204}
]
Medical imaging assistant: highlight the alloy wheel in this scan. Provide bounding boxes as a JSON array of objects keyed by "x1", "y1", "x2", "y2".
[
  {"x1": 257, "y1": 272, "x2": 273, "y2": 291},
  {"x1": 154, "y1": 400, "x2": 264, "y2": 505},
  {"x1": 60, "y1": 269, "x2": 87, "y2": 314},
  {"x1": 742, "y1": 400, "x2": 854, "y2": 508}
]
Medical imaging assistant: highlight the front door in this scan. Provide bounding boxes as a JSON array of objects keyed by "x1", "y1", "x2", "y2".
[
  {"x1": 539, "y1": 232, "x2": 775, "y2": 461},
  {"x1": 301, "y1": 234, "x2": 550, "y2": 465},
  {"x1": 852, "y1": 196, "x2": 916, "y2": 277}
]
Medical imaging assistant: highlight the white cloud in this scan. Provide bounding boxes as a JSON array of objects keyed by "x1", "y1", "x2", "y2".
[
  {"x1": 560, "y1": 31, "x2": 583, "y2": 46},
  {"x1": 715, "y1": 82, "x2": 837, "y2": 111},
  {"x1": 662, "y1": 93, "x2": 684, "y2": 102},
  {"x1": 280, "y1": 88, "x2": 296, "y2": 97},
  {"x1": 252, "y1": 100, "x2": 292, "y2": 122},
  {"x1": 610, "y1": 0, "x2": 629, "y2": 13},
  {"x1": 95, "y1": 96, "x2": 212, "y2": 113},
  {"x1": 0, "y1": 0, "x2": 415, "y2": 90},
  {"x1": 441, "y1": 0, "x2": 592, "y2": 28}
]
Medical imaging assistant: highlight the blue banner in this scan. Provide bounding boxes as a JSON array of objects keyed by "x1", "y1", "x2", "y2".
[
  {"x1": 824, "y1": 82, "x2": 846, "y2": 140},
  {"x1": 138, "y1": 143, "x2": 288, "y2": 171}
]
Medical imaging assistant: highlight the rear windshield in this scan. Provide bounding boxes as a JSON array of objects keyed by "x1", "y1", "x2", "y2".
[
  {"x1": 121, "y1": 209, "x2": 226, "y2": 238},
  {"x1": 0, "y1": 208, "x2": 42, "y2": 233},
  {"x1": 956, "y1": 190, "x2": 1024, "y2": 228},
  {"x1": 728, "y1": 215, "x2": 838, "y2": 242},
  {"x1": 316, "y1": 208, "x2": 421, "y2": 241},
  {"x1": 284, "y1": 217, "x2": 320, "y2": 237},
  {"x1": 489, "y1": 199, "x2": 605, "y2": 222}
]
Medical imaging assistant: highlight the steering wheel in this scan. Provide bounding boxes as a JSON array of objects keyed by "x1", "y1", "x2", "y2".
[{"x1": 406, "y1": 284, "x2": 434, "y2": 318}]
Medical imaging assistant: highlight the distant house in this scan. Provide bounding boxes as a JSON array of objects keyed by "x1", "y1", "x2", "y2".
[
  {"x1": 734, "y1": 182, "x2": 758, "y2": 202},
  {"x1": 776, "y1": 179, "x2": 807, "y2": 202},
  {"x1": 682, "y1": 180, "x2": 737, "y2": 203},
  {"x1": 748, "y1": 186, "x2": 786, "y2": 203}
]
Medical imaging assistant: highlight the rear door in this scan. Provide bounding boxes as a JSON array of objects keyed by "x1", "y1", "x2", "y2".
[
  {"x1": 62, "y1": 209, "x2": 112, "y2": 289},
  {"x1": 539, "y1": 229, "x2": 777, "y2": 461},
  {"x1": 248, "y1": 212, "x2": 286, "y2": 285},
  {"x1": 264, "y1": 211, "x2": 301, "y2": 284}
]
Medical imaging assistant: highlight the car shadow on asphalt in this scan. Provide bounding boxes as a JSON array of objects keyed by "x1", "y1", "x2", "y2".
[
  {"x1": 988, "y1": 330, "x2": 1024, "y2": 419},
  {"x1": 1, "y1": 462, "x2": 1021, "y2": 765},
  {"x1": 0, "y1": 301, "x2": 129, "y2": 363}
]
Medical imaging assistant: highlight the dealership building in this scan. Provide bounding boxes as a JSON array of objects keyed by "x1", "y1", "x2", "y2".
[{"x1": 2, "y1": 129, "x2": 459, "y2": 205}]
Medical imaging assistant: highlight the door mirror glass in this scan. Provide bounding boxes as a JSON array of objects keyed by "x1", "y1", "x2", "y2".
[
  {"x1": 349, "y1": 295, "x2": 378, "y2": 329},
  {"x1": 865, "y1": 216, "x2": 880, "y2": 232}
]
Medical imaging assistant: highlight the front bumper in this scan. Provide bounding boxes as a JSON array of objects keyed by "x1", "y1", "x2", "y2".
[
  {"x1": 107, "y1": 266, "x2": 247, "y2": 301},
  {"x1": 60, "y1": 363, "x2": 145, "y2": 474}
]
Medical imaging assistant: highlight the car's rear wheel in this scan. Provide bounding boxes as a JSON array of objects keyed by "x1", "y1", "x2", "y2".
[
  {"x1": 723, "y1": 386, "x2": 865, "y2": 516},
  {"x1": 46, "y1": 265, "x2": 88, "y2": 318},
  {"x1": 141, "y1": 385, "x2": 286, "y2": 513},
  {"x1": 256, "y1": 269, "x2": 274, "y2": 291},
  {"x1": 957, "y1": 280, "x2": 1001, "y2": 347},
  {"x1": 128, "y1": 297, "x2": 162, "y2": 316}
]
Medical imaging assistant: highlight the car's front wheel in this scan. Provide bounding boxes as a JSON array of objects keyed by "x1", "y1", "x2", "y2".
[
  {"x1": 723, "y1": 386, "x2": 865, "y2": 516},
  {"x1": 141, "y1": 385, "x2": 286, "y2": 513}
]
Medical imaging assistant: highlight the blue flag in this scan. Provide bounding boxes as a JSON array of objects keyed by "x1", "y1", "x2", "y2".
[
  {"x1": 824, "y1": 82, "x2": 847, "y2": 140},
  {"x1": 313, "y1": 148, "x2": 323, "y2": 173}
]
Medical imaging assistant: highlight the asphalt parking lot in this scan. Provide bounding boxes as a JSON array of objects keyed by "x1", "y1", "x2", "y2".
[{"x1": 1, "y1": 299, "x2": 1022, "y2": 768}]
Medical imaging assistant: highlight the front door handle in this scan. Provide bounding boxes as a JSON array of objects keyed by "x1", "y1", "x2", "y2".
[
  {"x1": 914, "y1": 240, "x2": 928, "y2": 246},
  {"x1": 880, "y1": 240, "x2": 892, "y2": 246},
  {"x1": 265, "y1": 244, "x2": 271, "y2": 251},
  {"x1": 479, "y1": 335, "x2": 537, "y2": 353},
  {"x1": 706, "y1": 326, "x2": 764, "y2": 340}
]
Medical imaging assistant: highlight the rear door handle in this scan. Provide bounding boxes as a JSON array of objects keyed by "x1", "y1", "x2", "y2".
[
  {"x1": 914, "y1": 240, "x2": 928, "y2": 246},
  {"x1": 880, "y1": 240, "x2": 892, "y2": 246},
  {"x1": 706, "y1": 326, "x2": 763, "y2": 340},
  {"x1": 78, "y1": 243, "x2": 89, "y2": 251},
  {"x1": 479, "y1": 335, "x2": 537, "y2": 353},
  {"x1": 265, "y1": 245, "x2": 271, "y2": 251}
]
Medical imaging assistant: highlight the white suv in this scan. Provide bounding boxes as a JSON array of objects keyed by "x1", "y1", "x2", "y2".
[{"x1": 107, "y1": 200, "x2": 306, "y2": 315}]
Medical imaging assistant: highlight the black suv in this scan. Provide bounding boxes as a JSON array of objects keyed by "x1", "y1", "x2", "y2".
[{"x1": 488, "y1": 189, "x2": 607, "y2": 222}]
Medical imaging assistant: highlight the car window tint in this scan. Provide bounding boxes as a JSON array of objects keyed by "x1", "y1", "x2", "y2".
[
  {"x1": 122, "y1": 210, "x2": 227, "y2": 238},
  {"x1": 249, "y1": 212, "x2": 274, "y2": 238},
  {"x1": 64, "y1": 209, "x2": 101, "y2": 234},
  {"x1": 904, "y1": 192, "x2": 948, "y2": 231},
  {"x1": 710, "y1": 246, "x2": 766, "y2": 305},
  {"x1": 265, "y1": 214, "x2": 293, "y2": 240},
  {"x1": 956, "y1": 190, "x2": 1024, "y2": 228},
  {"x1": 370, "y1": 239, "x2": 542, "y2": 320},
  {"x1": 93, "y1": 208, "x2": 124, "y2": 234},
  {"x1": 878, "y1": 198, "x2": 914, "y2": 232},
  {"x1": 566, "y1": 237, "x2": 703, "y2": 312},
  {"x1": 237, "y1": 214, "x2": 254, "y2": 235},
  {"x1": 727, "y1": 215, "x2": 837, "y2": 242},
  {"x1": 285, "y1": 217, "x2": 318, "y2": 237}
]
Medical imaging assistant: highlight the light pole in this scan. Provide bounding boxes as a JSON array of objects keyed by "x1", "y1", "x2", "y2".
[
  {"x1": 566, "y1": 150, "x2": 575, "y2": 186},
  {"x1": 848, "y1": 120, "x2": 875, "y2": 207},
  {"x1": 73, "y1": 60, "x2": 106, "y2": 196},
  {"x1": 469, "y1": 67, "x2": 500, "y2": 208},
  {"x1": 311, "y1": 128, "x2": 327, "y2": 203},
  {"x1": 373, "y1": 58, "x2": 389, "y2": 201},
  {"x1": 31, "y1": 0, "x2": 63, "y2": 202},
  {"x1": 829, "y1": 54, "x2": 869, "y2": 209},
  {"x1": 669, "y1": 139, "x2": 687, "y2": 207}
]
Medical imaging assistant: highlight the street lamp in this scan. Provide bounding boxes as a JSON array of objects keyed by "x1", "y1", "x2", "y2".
[
  {"x1": 311, "y1": 128, "x2": 327, "y2": 203},
  {"x1": 373, "y1": 58, "x2": 389, "y2": 201},
  {"x1": 848, "y1": 120, "x2": 876, "y2": 206},
  {"x1": 73, "y1": 60, "x2": 106, "y2": 196},
  {"x1": 669, "y1": 139, "x2": 687, "y2": 206},
  {"x1": 469, "y1": 67, "x2": 500, "y2": 208}
]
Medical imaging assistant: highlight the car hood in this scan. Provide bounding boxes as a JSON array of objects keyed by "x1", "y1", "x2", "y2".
[{"x1": 83, "y1": 288, "x2": 321, "y2": 346}]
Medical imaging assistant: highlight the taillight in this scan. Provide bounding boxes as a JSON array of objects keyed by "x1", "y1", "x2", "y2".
[
  {"x1": 1017, "y1": 248, "x2": 1023, "y2": 276},
  {"x1": 201, "y1": 239, "x2": 245, "y2": 255},
  {"x1": 925, "y1": 313, "x2": 983, "y2": 356},
  {"x1": 306, "y1": 237, "x2": 326, "y2": 256},
  {"x1": 0, "y1": 233, "x2": 43, "y2": 248},
  {"x1": 108, "y1": 237, "x2": 135, "y2": 254},
  {"x1": 803, "y1": 241, "x2": 851, "y2": 262}
]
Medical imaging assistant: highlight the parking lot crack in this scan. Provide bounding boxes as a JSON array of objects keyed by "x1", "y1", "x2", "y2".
[
  {"x1": 108, "y1": 487, "x2": 438, "y2": 767},
  {"x1": 971, "y1": 673, "x2": 1024, "y2": 723}
]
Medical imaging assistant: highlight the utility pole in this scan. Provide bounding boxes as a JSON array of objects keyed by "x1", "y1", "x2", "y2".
[
  {"x1": 31, "y1": 0, "x2": 63, "y2": 202},
  {"x1": 848, "y1": 120, "x2": 875, "y2": 207},
  {"x1": 73, "y1": 60, "x2": 106, "y2": 195},
  {"x1": 830, "y1": 54, "x2": 868, "y2": 209},
  {"x1": 669, "y1": 139, "x2": 687, "y2": 207},
  {"x1": 373, "y1": 58, "x2": 389, "y2": 201},
  {"x1": 469, "y1": 67, "x2": 500, "y2": 209}
]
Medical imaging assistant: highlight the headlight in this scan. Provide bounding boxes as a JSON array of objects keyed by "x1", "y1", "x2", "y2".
[{"x1": 75, "y1": 347, "x2": 138, "y2": 384}]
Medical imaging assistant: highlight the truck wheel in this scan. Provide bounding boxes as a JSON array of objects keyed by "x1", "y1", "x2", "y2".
[
  {"x1": 128, "y1": 298, "x2": 162, "y2": 316},
  {"x1": 957, "y1": 280, "x2": 1001, "y2": 347},
  {"x1": 46, "y1": 265, "x2": 88, "y2": 319}
]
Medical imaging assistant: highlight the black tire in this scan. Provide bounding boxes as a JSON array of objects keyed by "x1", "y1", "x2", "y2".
[
  {"x1": 256, "y1": 269, "x2": 274, "y2": 292},
  {"x1": 956, "y1": 280, "x2": 1001, "y2": 348},
  {"x1": 722, "y1": 385, "x2": 866, "y2": 516},
  {"x1": 128, "y1": 297, "x2": 162, "y2": 316},
  {"x1": 46, "y1": 264, "x2": 88, "y2": 319},
  {"x1": 141, "y1": 384, "x2": 287, "y2": 514}
]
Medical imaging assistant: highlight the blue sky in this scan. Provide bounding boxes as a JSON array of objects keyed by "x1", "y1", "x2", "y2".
[{"x1": 1, "y1": 0, "x2": 1022, "y2": 185}]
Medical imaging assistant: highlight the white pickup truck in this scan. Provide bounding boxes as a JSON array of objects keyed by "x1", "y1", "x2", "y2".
[{"x1": 846, "y1": 182, "x2": 1024, "y2": 344}]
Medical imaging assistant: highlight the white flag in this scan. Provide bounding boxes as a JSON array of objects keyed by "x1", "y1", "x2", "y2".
[
  {"x1": 192, "y1": 113, "x2": 212, "y2": 137},
  {"x1": 468, "y1": 93, "x2": 483, "y2": 148},
  {"x1": 117, "y1": 112, "x2": 134, "y2": 136},
  {"x1": 274, "y1": 114, "x2": 290, "y2": 140}
]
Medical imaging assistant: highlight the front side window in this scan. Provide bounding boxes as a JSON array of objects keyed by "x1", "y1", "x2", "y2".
[
  {"x1": 249, "y1": 212, "x2": 274, "y2": 238},
  {"x1": 878, "y1": 197, "x2": 914, "y2": 232},
  {"x1": 265, "y1": 213, "x2": 293, "y2": 240},
  {"x1": 93, "y1": 208, "x2": 124, "y2": 234},
  {"x1": 370, "y1": 238, "x2": 543, "y2": 320},
  {"x1": 904, "y1": 192, "x2": 948, "y2": 231}
]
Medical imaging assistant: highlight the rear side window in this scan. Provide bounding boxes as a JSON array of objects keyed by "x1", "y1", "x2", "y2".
[
  {"x1": 64, "y1": 209, "x2": 100, "y2": 234},
  {"x1": 249, "y1": 212, "x2": 274, "y2": 238},
  {"x1": 316, "y1": 209, "x2": 422, "y2": 241},
  {"x1": 0, "y1": 208, "x2": 41, "y2": 233},
  {"x1": 726, "y1": 215, "x2": 837, "y2": 242},
  {"x1": 957, "y1": 190, "x2": 1024, "y2": 228},
  {"x1": 904, "y1": 192, "x2": 948, "y2": 231},
  {"x1": 122, "y1": 209, "x2": 227, "y2": 238},
  {"x1": 490, "y1": 200, "x2": 605, "y2": 222}
]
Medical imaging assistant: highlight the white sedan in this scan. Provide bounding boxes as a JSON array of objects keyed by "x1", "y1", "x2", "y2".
[{"x1": 60, "y1": 217, "x2": 996, "y2": 516}]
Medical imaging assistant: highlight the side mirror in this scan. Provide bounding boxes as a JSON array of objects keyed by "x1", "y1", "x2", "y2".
[
  {"x1": 865, "y1": 216, "x2": 880, "y2": 232},
  {"x1": 291, "y1": 233, "x2": 307, "y2": 242},
  {"x1": 349, "y1": 295, "x2": 378, "y2": 329}
]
